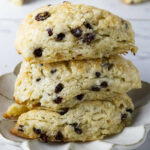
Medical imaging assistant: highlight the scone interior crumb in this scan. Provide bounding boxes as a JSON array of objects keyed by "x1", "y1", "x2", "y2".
[{"x1": 11, "y1": 95, "x2": 134, "y2": 142}]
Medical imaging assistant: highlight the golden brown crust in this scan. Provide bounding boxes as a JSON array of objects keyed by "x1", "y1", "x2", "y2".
[{"x1": 3, "y1": 103, "x2": 29, "y2": 119}]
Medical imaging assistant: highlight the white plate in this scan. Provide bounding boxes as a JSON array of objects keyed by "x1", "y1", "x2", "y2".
[{"x1": 0, "y1": 63, "x2": 150, "y2": 150}]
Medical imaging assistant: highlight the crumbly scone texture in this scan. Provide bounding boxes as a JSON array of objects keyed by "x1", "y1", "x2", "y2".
[
  {"x1": 15, "y1": 2, "x2": 137, "y2": 63},
  {"x1": 122, "y1": 0, "x2": 146, "y2": 4},
  {"x1": 11, "y1": 94, "x2": 134, "y2": 142},
  {"x1": 10, "y1": 0, "x2": 24, "y2": 6},
  {"x1": 3, "y1": 103, "x2": 29, "y2": 119},
  {"x1": 14, "y1": 55, "x2": 141, "y2": 110}
]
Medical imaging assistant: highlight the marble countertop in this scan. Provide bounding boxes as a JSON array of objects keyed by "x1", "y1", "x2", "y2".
[{"x1": 0, "y1": 0, "x2": 150, "y2": 149}]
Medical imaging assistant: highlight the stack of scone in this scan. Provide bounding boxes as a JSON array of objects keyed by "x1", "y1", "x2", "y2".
[{"x1": 4, "y1": 2, "x2": 141, "y2": 142}]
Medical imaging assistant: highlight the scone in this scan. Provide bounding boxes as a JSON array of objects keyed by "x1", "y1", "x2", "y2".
[
  {"x1": 14, "y1": 55, "x2": 141, "y2": 110},
  {"x1": 10, "y1": 0, "x2": 24, "y2": 6},
  {"x1": 3, "y1": 103, "x2": 29, "y2": 119},
  {"x1": 3, "y1": 103, "x2": 51, "y2": 119},
  {"x1": 15, "y1": 2, "x2": 137, "y2": 63},
  {"x1": 11, "y1": 94, "x2": 134, "y2": 142},
  {"x1": 122, "y1": 0, "x2": 146, "y2": 4}
]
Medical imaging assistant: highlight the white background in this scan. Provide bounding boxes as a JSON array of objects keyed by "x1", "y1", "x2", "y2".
[{"x1": 0, "y1": 0, "x2": 150, "y2": 149}]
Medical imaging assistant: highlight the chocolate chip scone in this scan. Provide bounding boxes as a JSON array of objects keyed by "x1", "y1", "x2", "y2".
[
  {"x1": 122, "y1": 0, "x2": 146, "y2": 4},
  {"x1": 11, "y1": 94, "x2": 134, "y2": 142},
  {"x1": 16, "y1": 2, "x2": 137, "y2": 63},
  {"x1": 14, "y1": 55, "x2": 141, "y2": 110},
  {"x1": 3, "y1": 103, "x2": 29, "y2": 119}
]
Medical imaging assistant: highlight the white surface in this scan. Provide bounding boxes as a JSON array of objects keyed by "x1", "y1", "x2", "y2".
[{"x1": 0, "y1": 0, "x2": 150, "y2": 149}]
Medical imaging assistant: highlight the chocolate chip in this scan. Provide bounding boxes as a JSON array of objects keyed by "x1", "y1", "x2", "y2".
[
  {"x1": 56, "y1": 33, "x2": 65, "y2": 41},
  {"x1": 102, "y1": 57, "x2": 109, "y2": 62},
  {"x1": 101, "y1": 57, "x2": 114, "y2": 70},
  {"x1": 18, "y1": 125, "x2": 24, "y2": 132},
  {"x1": 126, "y1": 109, "x2": 133, "y2": 113},
  {"x1": 55, "y1": 131, "x2": 64, "y2": 140},
  {"x1": 108, "y1": 64, "x2": 114, "y2": 70},
  {"x1": 59, "y1": 108, "x2": 69, "y2": 115},
  {"x1": 51, "y1": 69, "x2": 57, "y2": 74},
  {"x1": 102, "y1": 63, "x2": 114, "y2": 70},
  {"x1": 53, "y1": 97, "x2": 63, "y2": 104},
  {"x1": 121, "y1": 114, "x2": 128, "y2": 121},
  {"x1": 47, "y1": 28, "x2": 53, "y2": 36},
  {"x1": 35, "y1": 11, "x2": 50, "y2": 21},
  {"x1": 55, "y1": 83, "x2": 64, "y2": 93},
  {"x1": 91, "y1": 86, "x2": 100, "y2": 91},
  {"x1": 76, "y1": 94, "x2": 84, "y2": 101},
  {"x1": 40, "y1": 133, "x2": 48, "y2": 143},
  {"x1": 71, "y1": 123, "x2": 78, "y2": 128},
  {"x1": 84, "y1": 22, "x2": 92, "y2": 29},
  {"x1": 33, "y1": 127, "x2": 41, "y2": 134},
  {"x1": 71, "y1": 28, "x2": 82, "y2": 38},
  {"x1": 33, "y1": 48, "x2": 43, "y2": 57},
  {"x1": 36, "y1": 78, "x2": 41, "y2": 82},
  {"x1": 71, "y1": 123, "x2": 82, "y2": 134},
  {"x1": 100, "y1": 81, "x2": 108, "y2": 88},
  {"x1": 95, "y1": 72, "x2": 101, "y2": 78},
  {"x1": 36, "y1": 102, "x2": 41, "y2": 106},
  {"x1": 82, "y1": 33, "x2": 95, "y2": 43},
  {"x1": 74, "y1": 127, "x2": 82, "y2": 134}
]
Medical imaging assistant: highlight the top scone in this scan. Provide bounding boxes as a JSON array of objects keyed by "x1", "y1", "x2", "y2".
[{"x1": 16, "y1": 2, "x2": 137, "y2": 63}]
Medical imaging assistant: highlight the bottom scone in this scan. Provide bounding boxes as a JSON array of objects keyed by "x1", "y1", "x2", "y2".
[
  {"x1": 3, "y1": 103, "x2": 29, "y2": 119},
  {"x1": 11, "y1": 94, "x2": 134, "y2": 142}
]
